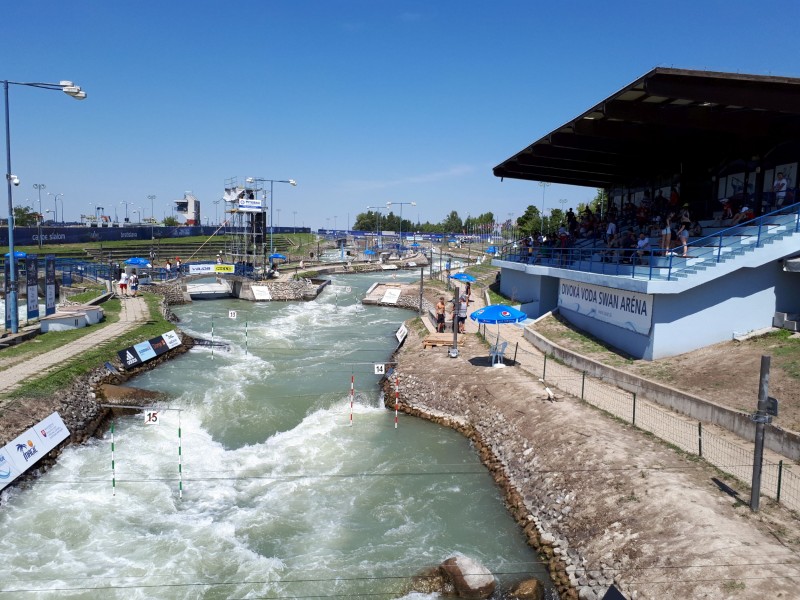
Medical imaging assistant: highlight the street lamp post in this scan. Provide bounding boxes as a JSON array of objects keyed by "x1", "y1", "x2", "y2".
[
  {"x1": 245, "y1": 177, "x2": 297, "y2": 256},
  {"x1": 386, "y1": 201, "x2": 416, "y2": 255},
  {"x1": 213, "y1": 199, "x2": 221, "y2": 225},
  {"x1": 120, "y1": 201, "x2": 130, "y2": 224},
  {"x1": 538, "y1": 181, "x2": 551, "y2": 237},
  {"x1": 366, "y1": 205, "x2": 383, "y2": 249},
  {"x1": 292, "y1": 210, "x2": 297, "y2": 233},
  {"x1": 147, "y1": 194, "x2": 156, "y2": 237},
  {"x1": 4, "y1": 79, "x2": 85, "y2": 334},
  {"x1": 33, "y1": 183, "x2": 45, "y2": 247},
  {"x1": 47, "y1": 192, "x2": 63, "y2": 224}
]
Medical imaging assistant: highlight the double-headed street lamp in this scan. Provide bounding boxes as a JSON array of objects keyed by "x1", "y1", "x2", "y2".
[
  {"x1": 4, "y1": 79, "x2": 86, "y2": 333},
  {"x1": 48, "y1": 192, "x2": 63, "y2": 224},
  {"x1": 245, "y1": 177, "x2": 297, "y2": 255},
  {"x1": 120, "y1": 200, "x2": 130, "y2": 223},
  {"x1": 386, "y1": 201, "x2": 416, "y2": 253},
  {"x1": 33, "y1": 183, "x2": 46, "y2": 246}
]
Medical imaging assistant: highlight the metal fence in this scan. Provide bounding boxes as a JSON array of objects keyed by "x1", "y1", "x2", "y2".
[{"x1": 481, "y1": 325, "x2": 800, "y2": 512}]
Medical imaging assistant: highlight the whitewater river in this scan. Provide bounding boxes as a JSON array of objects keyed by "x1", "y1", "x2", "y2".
[{"x1": 0, "y1": 272, "x2": 550, "y2": 599}]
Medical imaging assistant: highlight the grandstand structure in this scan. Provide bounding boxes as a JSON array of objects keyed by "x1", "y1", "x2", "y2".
[{"x1": 493, "y1": 68, "x2": 800, "y2": 359}]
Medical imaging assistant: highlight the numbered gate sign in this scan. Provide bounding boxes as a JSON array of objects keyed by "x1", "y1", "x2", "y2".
[
  {"x1": 374, "y1": 363, "x2": 386, "y2": 375},
  {"x1": 144, "y1": 411, "x2": 160, "y2": 425},
  {"x1": 228, "y1": 310, "x2": 237, "y2": 319}
]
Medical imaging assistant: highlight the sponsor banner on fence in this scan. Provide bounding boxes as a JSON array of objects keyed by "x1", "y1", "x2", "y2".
[
  {"x1": 45, "y1": 255, "x2": 56, "y2": 316},
  {"x1": 26, "y1": 255, "x2": 39, "y2": 320},
  {"x1": 117, "y1": 330, "x2": 183, "y2": 370},
  {"x1": 188, "y1": 263, "x2": 235, "y2": 275},
  {"x1": 557, "y1": 280, "x2": 653, "y2": 335},
  {"x1": 0, "y1": 412, "x2": 70, "y2": 491}
]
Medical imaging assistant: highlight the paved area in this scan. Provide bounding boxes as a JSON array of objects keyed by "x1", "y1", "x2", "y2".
[{"x1": 0, "y1": 296, "x2": 149, "y2": 396}]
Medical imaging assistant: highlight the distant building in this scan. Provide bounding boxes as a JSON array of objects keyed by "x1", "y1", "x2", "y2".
[{"x1": 175, "y1": 192, "x2": 201, "y2": 225}]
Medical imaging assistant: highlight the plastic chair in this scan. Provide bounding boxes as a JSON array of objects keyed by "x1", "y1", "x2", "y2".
[{"x1": 489, "y1": 341, "x2": 508, "y2": 367}]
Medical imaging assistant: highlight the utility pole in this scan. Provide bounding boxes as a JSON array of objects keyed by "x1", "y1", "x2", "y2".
[{"x1": 750, "y1": 355, "x2": 778, "y2": 512}]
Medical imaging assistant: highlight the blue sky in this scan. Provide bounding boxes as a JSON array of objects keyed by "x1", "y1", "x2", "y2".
[{"x1": 3, "y1": 1, "x2": 798, "y2": 230}]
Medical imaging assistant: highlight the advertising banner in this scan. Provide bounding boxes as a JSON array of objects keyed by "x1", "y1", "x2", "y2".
[
  {"x1": 558, "y1": 280, "x2": 653, "y2": 335},
  {"x1": 26, "y1": 255, "x2": 39, "y2": 320},
  {"x1": 117, "y1": 330, "x2": 182, "y2": 370},
  {"x1": 188, "y1": 264, "x2": 235, "y2": 275},
  {"x1": 237, "y1": 198, "x2": 265, "y2": 212},
  {"x1": 45, "y1": 255, "x2": 56, "y2": 316},
  {"x1": 0, "y1": 412, "x2": 70, "y2": 491}
]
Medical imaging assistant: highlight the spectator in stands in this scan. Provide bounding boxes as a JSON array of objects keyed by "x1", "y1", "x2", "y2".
[
  {"x1": 623, "y1": 197, "x2": 636, "y2": 226},
  {"x1": 605, "y1": 218, "x2": 617, "y2": 242},
  {"x1": 604, "y1": 232, "x2": 622, "y2": 262},
  {"x1": 717, "y1": 198, "x2": 733, "y2": 224},
  {"x1": 636, "y1": 233, "x2": 651, "y2": 264},
  {"x1": 669, "y1": 186, "x2": 681, "y2": 209},
  {"x1": 679, "y1": 204, "x2": 691, "y2": 230},
  {"x1": 731, "y1": 205, "x2": 753, "y2": 226},
  {"x1": 653, "y1": 190, "x2": 668, "y2": 216},
  {"x1": 660, "y1": 212, "x2": 674, "y2": 255},
  {"x1": 675, "y1": 221, "x2": 690, "y2": 257},
  {"x1": 773, "y1": 172, "x2": 788, "y2": 208},
  {"x1": 621, "y1": 230, "x2": 637, "y2": 263},
  {"x1": 690, "y1": 221, "x2": 703, "y2": 237}
]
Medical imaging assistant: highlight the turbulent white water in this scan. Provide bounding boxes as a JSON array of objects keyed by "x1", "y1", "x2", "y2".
[{"x1": 0, "y1": 272, "x2": 550, "y2": 599}]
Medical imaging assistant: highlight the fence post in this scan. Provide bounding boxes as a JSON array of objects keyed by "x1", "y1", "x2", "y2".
[
  {"x1": 580, "y1": 371, "x2": 586, "y2": 401},
  {"x1": 777, "y1": 460, "x2": 784, "y2": 504},
  {"x1": 543, "y1": 354, "x2": 548, "y2": 380},
  {"x1": 632, "y1": 392, "x2": 637, "y2": 426},
  {"x1": 513, "y1": 342, "x2": 518, "y2": 365},
  {"x1": 698, "y1": 422, "x2": 703, "y2": 458}
]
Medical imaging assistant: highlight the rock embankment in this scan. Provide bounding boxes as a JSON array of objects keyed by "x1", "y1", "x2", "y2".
[{"x1": 383, "y1": 368, "x2": 603, "y2": 600}]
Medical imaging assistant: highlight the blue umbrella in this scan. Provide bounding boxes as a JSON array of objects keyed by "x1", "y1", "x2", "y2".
[
  {"x1": 470, "y1": 304, "x2": 527, "y2": 367},
  {"x1": 269, "y1": 253, "x2": 287, "y2": 261},
  {"x1": 470, "y1": 304, "x2": 527, "y2": 325},
  {"x1": 450, "y1": 272, "x2": 476, "y2": 283},
  {"x1": 364, "y1": 249, "x2": 376, "y2": 255},
  {"x1": 410, "y1": 242, "x2": 420, "y2": 247},
  {"x1": 486, "y1": 245, "x2": 498, "y2": 254},
  {"x1": 4, "y1": 251, "x2": 26, "y2": 258},
  {"x1": 124, "y1": 257, "x2": 151, "y2": 267}
]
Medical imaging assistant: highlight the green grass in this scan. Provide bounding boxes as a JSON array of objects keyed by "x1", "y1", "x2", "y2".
[{"x1": 2, "y1": 293, "x2": 175, "y2": 398}]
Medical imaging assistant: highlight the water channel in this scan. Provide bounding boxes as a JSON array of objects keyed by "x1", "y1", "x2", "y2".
[{"x1": 0, "y1": 271, "x2": 550, "y2": 599}]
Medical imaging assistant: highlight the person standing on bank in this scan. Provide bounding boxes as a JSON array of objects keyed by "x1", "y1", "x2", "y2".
[
  {"x1": 457, "y1": 294, "x2": 468, "y2": 334},
  {"x1": 435, "y1": 296, "x2": 446, "y2": 333},
  {"x1": 129, "y1": 271, "x2": 139, "y2": 298},
  {"x1": 118, "y1": 271, "x2": 129, "y2": 298}
]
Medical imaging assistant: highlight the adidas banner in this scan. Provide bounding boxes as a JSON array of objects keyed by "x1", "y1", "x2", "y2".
[{"x1": 117, "y1": 330, "x2": 182, "y2": 370}]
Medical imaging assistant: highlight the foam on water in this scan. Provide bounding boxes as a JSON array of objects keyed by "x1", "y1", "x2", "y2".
[{"x1": 0, "y1": 273, "x2": 548, "y2": 597}]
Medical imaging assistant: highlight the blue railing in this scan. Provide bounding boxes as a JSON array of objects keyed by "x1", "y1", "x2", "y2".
[{"x1": 498, "y1": 202, "x2": 800, "y2": 282}]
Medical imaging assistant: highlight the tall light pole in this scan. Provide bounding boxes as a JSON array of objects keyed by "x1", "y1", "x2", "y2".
[
  {"x1": 213, "y1": 199, "x2": 221, "y2": 225},
  {"x1": 33, "y1": 183, "x2": 46, "y2": 245},
  {"x1": 47, "y1": 191, "x2": 63, "y2": 224},
  {"x1": 120, "y1": 200, "x2": 130, "y2": 224},
  {"x1": 245, "y1": 177, "x2": 297, "y2": 255},
  {"x1": 4, "y1": 79, "x2": 86, "y2": 333},
  {"x1": 386, "y1": 201, "x2": 416, "y2": 254},
  {"x1": 277, "y1": 208, "x2": 282, "y2": 228},
  {"x1": 292, "y1": 210, "x2": 297, "y2": 233},
  {"x1": 538, "y1": 181, "x2": 551, "y2": 237}
]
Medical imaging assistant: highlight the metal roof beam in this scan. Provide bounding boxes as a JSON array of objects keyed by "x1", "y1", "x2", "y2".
[
  {"x1": 603, "y1": 101, "x2": 775, "y2": 135},
  {"x1": 645, "y1": 74, "x2": 800, "y2": 114},
  {"x1": 493, "y1": 167, "x2": 616, "y2": 187}
]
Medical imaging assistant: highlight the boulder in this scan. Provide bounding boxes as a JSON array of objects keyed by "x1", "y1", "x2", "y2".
[
  {"x1": 509, "y1": 578, "x2": 546, "y2": 600},
  {"x1": 440, "y1": 555, "x2": 496, "y2": 599}
]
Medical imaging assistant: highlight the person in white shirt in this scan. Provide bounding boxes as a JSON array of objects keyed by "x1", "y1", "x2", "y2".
[{"x1": 773, "y1": 172, "x2": 788, "y2": 208}]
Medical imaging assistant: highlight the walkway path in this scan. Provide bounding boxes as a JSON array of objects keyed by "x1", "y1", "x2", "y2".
[{"x1": 0, "y1": 297, "x2": 149, "y2": 396}]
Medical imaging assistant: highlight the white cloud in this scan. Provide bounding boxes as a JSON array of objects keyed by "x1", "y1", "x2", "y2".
[{"x1": 342, "y1": 165, "x2": 474, "y2": 192}]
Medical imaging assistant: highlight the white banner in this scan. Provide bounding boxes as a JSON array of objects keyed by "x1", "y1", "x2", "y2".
[
  {"x1": 558, "y1": 280, "x2": 652, "y2": 335},
  {"x1": 188, "y1": 264, "x2": 214, "y2": 274},
  {"x1": 162, "y1": 330, "x2": 182, "y2": 349},
  {"x1": 237, "y1": 198, "x2": 264, "y2": 212},
  {"x1": 0, "y1": 412, "x2": 70, "y2": 491}
]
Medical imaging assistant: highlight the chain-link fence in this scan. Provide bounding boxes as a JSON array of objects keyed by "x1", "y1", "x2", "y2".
[{"x1": 480, "y1": 324, "x2": 800, "y2": 512}]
